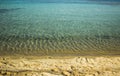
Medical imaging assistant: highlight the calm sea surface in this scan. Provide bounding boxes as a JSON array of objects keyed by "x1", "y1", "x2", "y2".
[{"x1": 0, "y1": 3, "x2": 120, "y2": 56}]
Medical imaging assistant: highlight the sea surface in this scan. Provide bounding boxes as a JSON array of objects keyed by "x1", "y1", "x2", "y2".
[{"x1": 0, "y1": 2, "x2": 120, "y2": 56}]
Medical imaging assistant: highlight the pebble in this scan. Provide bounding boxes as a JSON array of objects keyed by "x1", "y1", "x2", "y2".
[
  {"x1": 51, "y1": 68, "x2": 60, "y2": 73},
  {"x1": 62, "y1": 71, "x2": 70, "y2": 76}
]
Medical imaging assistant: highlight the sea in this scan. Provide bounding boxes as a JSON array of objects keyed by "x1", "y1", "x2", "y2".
[{"x1": 0, "y1": 0, "x2": 120, "y2": 56}]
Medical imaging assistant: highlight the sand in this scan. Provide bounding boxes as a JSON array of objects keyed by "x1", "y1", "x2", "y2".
[{"x1": 0, "y1": 56, "x2": 120, "y2": 76}]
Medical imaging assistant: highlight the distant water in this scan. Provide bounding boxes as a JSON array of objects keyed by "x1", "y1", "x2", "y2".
[{"x1": 0, "y1": 3, "x2": 120, "y2": 56}]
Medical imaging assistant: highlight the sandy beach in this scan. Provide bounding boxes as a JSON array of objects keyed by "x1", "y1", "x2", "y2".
[
  {"x1": 0, "y1": 0, "x2": 120, "y2": 76},
  {"x1": 0, "y1": 56, "x2": 120, "y2": 76}
]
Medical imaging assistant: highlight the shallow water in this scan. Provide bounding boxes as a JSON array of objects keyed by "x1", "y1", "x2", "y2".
[{"x1": 0, "y1": 3, "x2": 120, "y2": 56}]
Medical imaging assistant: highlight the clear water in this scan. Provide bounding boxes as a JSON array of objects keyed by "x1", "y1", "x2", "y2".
[{"x1": 0, "y1": 3, "x2": 120, "y2": 56}]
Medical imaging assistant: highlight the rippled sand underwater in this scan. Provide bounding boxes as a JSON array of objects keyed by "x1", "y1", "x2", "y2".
[{"x1": 0, "y1": 3, "x2": 120, "y2": 56}]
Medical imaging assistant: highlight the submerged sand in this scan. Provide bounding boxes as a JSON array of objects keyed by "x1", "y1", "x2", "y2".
[{"x1": 0, "y1": 56, "x2": 120, "y2": 76}]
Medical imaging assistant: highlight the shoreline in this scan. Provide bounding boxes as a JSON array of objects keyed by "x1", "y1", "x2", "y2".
[
  {"x1": 1, "y1": 54, "x2": 120, "y2": 58},
  {"x1": 0, "y1": 56, "x2": 120, "y2": 76}
]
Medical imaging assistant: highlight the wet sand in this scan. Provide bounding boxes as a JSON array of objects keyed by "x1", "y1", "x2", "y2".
[{"x1": 0, "y1": 56, "x2": 120, "y2": 76}]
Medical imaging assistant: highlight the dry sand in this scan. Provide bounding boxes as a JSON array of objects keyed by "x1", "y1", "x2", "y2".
[{"x1": 0, "y1": 56, "x2": 120, "y2": 76}]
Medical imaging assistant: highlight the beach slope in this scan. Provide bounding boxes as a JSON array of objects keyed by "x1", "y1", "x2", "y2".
[{"x1": 0, "y1": 56, "x2": 120, "y2": 76}]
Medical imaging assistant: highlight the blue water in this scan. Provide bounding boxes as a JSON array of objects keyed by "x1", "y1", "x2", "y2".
[{"x1": 0, "y1": 2, "x2": 120, "y2": 56}]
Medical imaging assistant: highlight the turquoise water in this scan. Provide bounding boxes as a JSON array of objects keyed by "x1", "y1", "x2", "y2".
[{"x1": 0, "y1": 3, "x2": 120, "y2": 56}]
